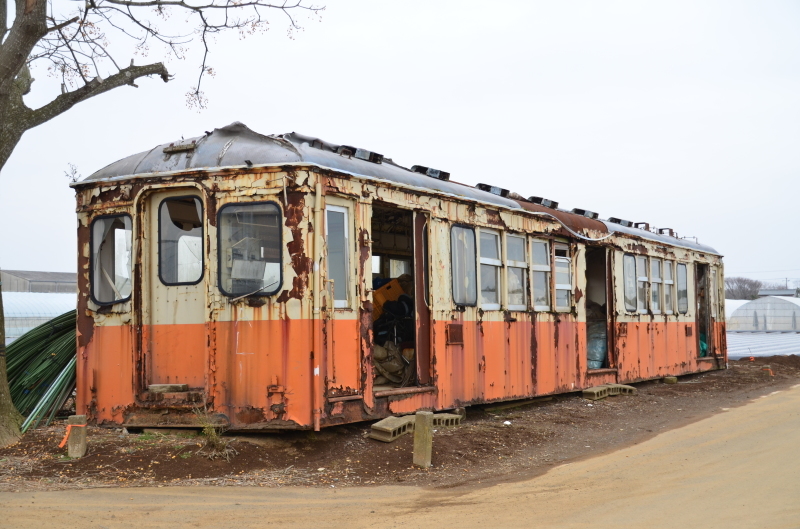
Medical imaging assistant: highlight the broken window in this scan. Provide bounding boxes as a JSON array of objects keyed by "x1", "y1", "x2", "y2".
[
  {"x1": 91, "y1": 215, "x2": 132, "y2": 304},
  {"x1": 651, "y1": 259, "x2": 662, "y2": 314},
  {"x1": 218, "y1": 202, "x2": 282, "y2": 297},
  {"x1": 506, "y1": 234, "x2": 527, "y2": 310},
  {"x1": 531, "y1": 239, "x2": 550, "y2": 311},
  {"x1": 677, "y1": 263, "x2": 689, "y2": 314},
  {"x1": 554, "y1": 244, "x2": 572, "y2": 311},
  {"x1": 479, "y1": 230, "x2": 501, "y2": 309},
  {"x1": 389, "y1": 258, "x2": 411, "y2": 278},
  {"x1": 451, "y1": 226, "x2": 477, "y2": 306},
  {"x1": 623, "y1": 254, "x2": 637, "y2": 312},
  {"x1": 636, "y1": 255, "x2": 648, "y2": 313},
  {"x1": 326, "y1": 205, "x2": 350, "y2": 308},
  {"x1": 663, "y1": 260, "x2": 674, "y2": 314},
  {"x1": 159, "y1": 197, "x2": 203, "y2": 285}
]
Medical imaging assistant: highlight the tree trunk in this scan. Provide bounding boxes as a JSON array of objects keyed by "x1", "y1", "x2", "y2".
[{"x1": 0, "y1": 287, "x2": 23, "y2": 447}]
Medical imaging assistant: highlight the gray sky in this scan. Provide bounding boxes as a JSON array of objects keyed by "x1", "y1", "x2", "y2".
[{"x1": 1, "y1": 1, "x2": 798, "y2": 284}]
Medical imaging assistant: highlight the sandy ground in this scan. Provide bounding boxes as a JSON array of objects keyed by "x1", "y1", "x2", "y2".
[{"x1": 2, "y1": 383, "x2": 799, "y2": 529}]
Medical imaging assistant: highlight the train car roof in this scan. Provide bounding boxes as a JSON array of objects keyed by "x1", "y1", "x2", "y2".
[{"x1": 77, "y1": 122, "x2": 720, "y2": 256}]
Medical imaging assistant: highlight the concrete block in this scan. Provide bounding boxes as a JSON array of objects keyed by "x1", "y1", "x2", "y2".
[
  {"x1": 600, "y1": 384, "x2": 638, "y2": 396},
  {"x1": 663, "y1": 376, "x2": 678, "y2": 384},
  {"x1": 582, "y1": 386, "x2": 609, "y2": 401},
  {"x1": 369, "y1": 415, "x2": 415, "y2": 443},
  {"x1": 148, "y1": 384, "x2": 189, "y2": 393},
  {"x1": 432, "y1": 413, "x2": 462, "y2": 427},
  {"x1": 67, "y1": 415, "x2": 87, "y2": 458},
  {"x1": 413, "y1": 411, "x2": 434, "y2": 468}
]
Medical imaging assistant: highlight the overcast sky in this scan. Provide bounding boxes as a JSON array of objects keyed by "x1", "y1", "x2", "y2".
[{"x1": 1, "y1": 1, "x2": 798, "y2": 284}]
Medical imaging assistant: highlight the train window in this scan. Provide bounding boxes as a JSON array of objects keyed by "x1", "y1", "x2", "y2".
[
  {"x1": 531, "y1": 240, "x2": 550, "y2": 311},
  {"x1": 677, "y1": 263, "x2": 689, "y2": 314},
  {"x1": 218, "y1": 202, "x2": 282, "y2": 297},
  {"x1": 554, "y1": 244, "x2": 572, "y2": 311},
  {"x1": 650, "y1": 259, "x2": 662, "y2": 314},
  {"x1": 390, "y1": 258, "x2": 411, "y2": 278},
  {"x1": 663, "y1": 261, "x2": 674, "y2": 314},
  {"x1": 326, "y1": 205, "x2": 350, "y2": 308},
  {"x1": 506, "y1": 235, "x2": 527, "y2": 310},
  {"x1": 479, "y1": 230, "x2": 502, "y2": 310},
  {"x1": 91, "y1": 215, "x2": 132, "y2": 304},
  {"x1": 623, "y1": 254, "x2": 637, "y2": 312},
  {"x1": 636, "y1": 255, "x2": 648, "y2": 313},
  {"x1": 451, "y1": 226, "x2": 477, "y2": 306},
  {"x1": 159, "y1": 197, "x2": 203, "y2": 285}
]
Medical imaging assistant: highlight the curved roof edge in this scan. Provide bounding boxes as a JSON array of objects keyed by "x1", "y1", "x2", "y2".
[{"x1": 75, "y1": 122, "x2": 719, "y2": 255}]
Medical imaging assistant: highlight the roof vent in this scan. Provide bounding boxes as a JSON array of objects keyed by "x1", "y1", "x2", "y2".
[
  {"x1": 163, "y1": 141, "x2": 196, "y2": 154},
  {"x1": 529, "y1": 196, "x2": 559, "y2": 209},
  {"x1": 411, "y1": 165, "x2": 450, "y2": 181},
  {"x1": 608, "y1": 217, "x2": 634, "y2": 228},
  {"x1": 337, "y1": 145, "x2": 383, "y2": 164},
  {"x1": 476, "y1": 183, "x2": 510, "y2": 197},
  {"x1": 658, "y1": 228, "x2": 675, "y2": 237},
  {"x1": 634, "y1": 222, "x2": 650, "y2": 231},
  {"x1": 571, "y1": 208, "x2": 599, "y2": 220}
]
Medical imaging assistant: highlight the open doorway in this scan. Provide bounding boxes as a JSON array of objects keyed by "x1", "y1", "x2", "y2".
[
  {"x1": 370, "y1": 205, "x2": 430, "y2": 391},
  {"x1": 585, "y1": 247, "x2": 609, "y2": 369},
  {"x1": 696, "y1": 264, "x2": 711, "y2": 357}
]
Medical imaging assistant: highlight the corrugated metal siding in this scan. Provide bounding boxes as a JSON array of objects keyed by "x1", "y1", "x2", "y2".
[{"x1": 726, "y1": 332, "x2": 800, "y2": 359}]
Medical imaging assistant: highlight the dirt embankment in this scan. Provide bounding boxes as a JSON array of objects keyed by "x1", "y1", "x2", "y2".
[{"x1": 1, "y1": 356, "x2": 798, "y2": 492}]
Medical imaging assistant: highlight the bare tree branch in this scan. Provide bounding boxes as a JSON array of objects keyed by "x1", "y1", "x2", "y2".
[{"x1": 26, "y1": 62, "x2": 170, "y2": 128}]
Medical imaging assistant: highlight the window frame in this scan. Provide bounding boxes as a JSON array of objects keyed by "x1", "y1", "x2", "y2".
[
  {"x1": 554, "y1": 243, "x2": 573, "y2": 312},
  {"x1": 157, "y1": 195, "x2": 205, "y2": 287},
  {"x1": 89, "y1": 213, "x2": 133, "y2": 306},
  {"x1": 325, "y1": 204, "x2": 352, "y2": 309},
  {"x1": 531, "y1": 238, "x2": 551, "y2": 312},
  {"x1": 216, "y1": 200, "x2": 284, "y2": 298},
  {"x1": 650, "y1": 258, "x2": 662, "y2": 315},
  {"x1": 677, "y1": 262, "x2": 689, "y2": 314},
  {"x1": 450, "y1": 224, "x2": 478, "y2": 307},
  {"x1": 505, "y1": 233, "x2": 528, "y2": 311},
  {"x1": 636, "y1": 255, "x2": 649, "y2": 314},
  {"x1": 663, "y1": 260, "x2": 674, "y2": 315},
  {"x1": 478, "y1": 228, "x2": 502, "y2": 311},
  {"x1": 622, "y1": 253, "x2": 637, "y2": 313}
]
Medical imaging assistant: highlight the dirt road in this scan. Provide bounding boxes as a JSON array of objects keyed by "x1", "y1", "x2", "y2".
[{"x1": 3, "y1": 383, "x2": 799, "y2": 529}]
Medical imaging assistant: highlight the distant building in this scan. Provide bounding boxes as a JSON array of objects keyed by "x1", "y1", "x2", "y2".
[
  {"x1": 757, "y1": 288, "x2": 798, "y2": 298},
  {"x1": 1, "y1": 270, "x2": 77, "y2": 293},
  {"x1": 2, "y1": 292, "x2": 76, "y2": 345}
]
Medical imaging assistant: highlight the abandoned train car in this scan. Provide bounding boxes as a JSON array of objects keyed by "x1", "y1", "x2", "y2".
[{"x1": 72, "y1": 122, "x2": 726, "y2": 430}]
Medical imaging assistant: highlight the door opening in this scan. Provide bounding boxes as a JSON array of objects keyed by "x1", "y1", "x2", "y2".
[
  {"x1": 585, "y1": 247, "x2": 609, "y2": 369},
  {"x1": 696, "y1": 263, "x2": 711, "y2": 357},
  {"x1": 369, "y1": 205, "x2": 431, "y2": 390}
]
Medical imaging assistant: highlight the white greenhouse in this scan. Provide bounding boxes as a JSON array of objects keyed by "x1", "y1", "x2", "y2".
[
  {"x1": 3, "y1": 292, "x2": 76, "y2": 345},
  {"x1": 727, "y1": 296, "x2": 800, "y2": 332}
]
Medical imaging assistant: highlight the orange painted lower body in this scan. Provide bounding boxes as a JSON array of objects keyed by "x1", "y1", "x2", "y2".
[{"x1": 76, "y1": 317, "x2": 726, "y2": 429}]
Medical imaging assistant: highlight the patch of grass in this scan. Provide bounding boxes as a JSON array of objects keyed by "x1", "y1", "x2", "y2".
[
  {"x1": 179, "y1": 452, "x2": 193, "y2": 459},
  {"x1": 137, "y1": 433, "x2": 158, "y2": 441},
  {"x1": 193, "y1": 407, "x2": 238, "y2": 462}
]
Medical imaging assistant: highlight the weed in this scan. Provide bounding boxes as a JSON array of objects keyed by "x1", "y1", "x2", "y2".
[
  {"x1": 193, "y1": 407, "x2": 238, "y2": 462},
  {"x1": 179, "y1": 452, "x2": 193, "y2": 459},
  {"x1": 137, "y1": 433, "x2": 158, "y2": 442}
]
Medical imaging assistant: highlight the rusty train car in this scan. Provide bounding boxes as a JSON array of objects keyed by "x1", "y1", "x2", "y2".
[{"x1": 72, "y1": 122, "x2": 726, "y2": 430}]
